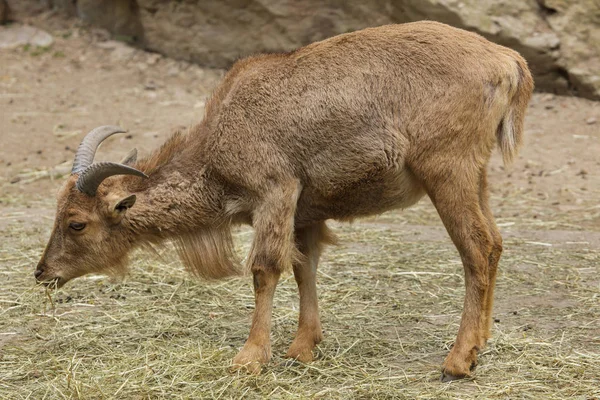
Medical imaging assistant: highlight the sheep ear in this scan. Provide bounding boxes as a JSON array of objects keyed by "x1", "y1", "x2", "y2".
[
  {"x1": 120, "y1": 148, "x2": 138, "y2": 165},
  {"x1": 114, "y1": 194, "x2": 136, "y2": 213}
]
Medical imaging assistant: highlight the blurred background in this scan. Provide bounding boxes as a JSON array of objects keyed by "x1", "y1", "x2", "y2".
[{"x1": 2, "y1": 0, "x2": 599, "y2": 99}]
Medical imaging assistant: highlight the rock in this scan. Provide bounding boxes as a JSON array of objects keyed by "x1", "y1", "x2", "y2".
[
  {"x1": 3, "y1": 0, "x2": 48, "y2": 20},
  {"x1": 145, "y1": 52, "x2": 160, "y2": 65},
  {"x1": 144, "y1": 80, "x2": 157, "y2": 90},
  {"x1": 542, "y1": 94, "x2": 556, "y2": 102},
  {"x1": 0, "y1": 0, "x2": 9, "y2": 24},
  {"x1": 76, "y1": 0, "x2": 143, "y2": 44},
  {"x1": 586, "y1": 117, "x2": 597, "y2": 125},
  {"x1": 7, "y1": 0, "x2": 600, "y2": 99},
  {"x1": 134, "y1": 0, "x2": 600, "y2": 99},
  {"x1": 96, "y1": 39, "x2": 137, "y2": 61},
  {"x1": 51, "y1": 0, "x2": 77, "y2": 16},
  {"x1": 110, "y1": 42, "x2": 137, "y2": 62},
  {"x1": 540, "y1": 0, "x2": 600, "y2": 99},
  {"x1": 0, "y1": 24, "x2": 53, "y2": 49},
  {"x1": 95, "y1": 40, "x2": 123, "y2": 50},
  {"x1": 523, "y1": 32, "x2": 561, "y2": 51}
]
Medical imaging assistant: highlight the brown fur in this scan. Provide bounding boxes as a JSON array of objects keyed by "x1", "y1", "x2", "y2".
[
  {"x1": 174, "y1": 224, "x2": 239, "y2": 280},
  {"x1": 134, "y1": 128, "x2": 188, "y2": 176},
  {"x1": 36, "y1": 21, "x2": 533, "y2": 379}
]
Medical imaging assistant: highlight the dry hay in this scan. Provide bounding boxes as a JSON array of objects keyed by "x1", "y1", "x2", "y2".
[{"x1": 0, "y1": 195, "x2": 599, "y2": 399}]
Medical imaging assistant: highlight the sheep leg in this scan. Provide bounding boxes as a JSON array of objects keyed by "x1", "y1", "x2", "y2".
[
  {"x1": 435, "y1": 186, "x2": 490, "y2": 380},
  {"x1": 231, "y1": 181, "x2": 300, "y2": 374},
  {"x1": 412, "y1": 161, "x2": 492, "y2": 380},
  {"x1": 231, "y1": 269, "x2": 280, "y2": 374},
  {"x1": 285, "y1": 222, "x2": 331, "y2": 362},
  {"x1": 478, "y1": 170, "x2": 503, "y2": 345}
]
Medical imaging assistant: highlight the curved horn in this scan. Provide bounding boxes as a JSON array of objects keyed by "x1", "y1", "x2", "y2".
[
  {"x1": 71, "y1": 126, "x2": 127, "y2": 174},
  {"x1": 76, "y1": 162, "x2": 148, "y2": 196}
]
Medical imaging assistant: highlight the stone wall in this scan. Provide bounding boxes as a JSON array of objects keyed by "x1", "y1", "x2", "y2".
[
  {"x1": 0, "y1": 0, "x2": 10, "y2": 24},
  {"x1": 5, "y1": 0, "x2": 600, "y2": 99}
]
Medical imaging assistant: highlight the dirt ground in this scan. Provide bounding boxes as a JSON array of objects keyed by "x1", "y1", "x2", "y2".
[{"x1": 1, "y1": 17, "x2": 599, "y2": 399}]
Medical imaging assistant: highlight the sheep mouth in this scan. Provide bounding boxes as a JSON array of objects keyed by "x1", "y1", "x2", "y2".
[{"x1": 37, "y1": 276, "x2": 66, "y2": 289}]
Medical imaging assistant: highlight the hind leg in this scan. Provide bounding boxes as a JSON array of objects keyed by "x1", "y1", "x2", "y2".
[
  {"x1": 478, "y1": 170, "x2": 503, "y2": 345},
  {"x1": 286, "y1": 221, "x2": 334, "y2": 362},
  {"x1": 411, "y1": 161, "x2": 492, "y2": 380}
]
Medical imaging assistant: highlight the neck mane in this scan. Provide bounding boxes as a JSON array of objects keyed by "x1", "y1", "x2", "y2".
[
  {"x1": 135, "y1": 128, "x2": 189, "y2": 177},
  {"x1": 115, "y1": 125, "x2": 240, "y2": 280}
]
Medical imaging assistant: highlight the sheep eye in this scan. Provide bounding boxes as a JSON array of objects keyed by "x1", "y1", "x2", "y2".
[{"x1": 69, "y1": 222, "x2": 86, "y2": 231}]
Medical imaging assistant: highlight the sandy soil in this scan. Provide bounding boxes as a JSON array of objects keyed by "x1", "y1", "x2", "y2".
[{"x1": 0, "y1": 16, "x2": 599, "y2": 399}]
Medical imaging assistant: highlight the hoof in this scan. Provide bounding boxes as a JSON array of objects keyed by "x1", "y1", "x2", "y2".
[
  {"x1": 440, "y1": 360, "x2": 477, "y2": 382},
  {"x1": 285, "y1": 347, "x2": 315, "y2": 363},
  {"x1": 230, "y1": 361, "x2": 262, "y2": 375},
  {"x1": 285, "y1": 331, "x2": 322, "y2": 364},
  {"x1": 440, "y1": 372, "x2": 465, "y2": 382},
  {"x1": 231, "y1": 343, "x2": 270, "y2": 375}
]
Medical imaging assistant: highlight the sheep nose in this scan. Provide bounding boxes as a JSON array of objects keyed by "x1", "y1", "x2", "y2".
[{"x1": 34, "y1": 269, "x2": 44, "y2": 279}]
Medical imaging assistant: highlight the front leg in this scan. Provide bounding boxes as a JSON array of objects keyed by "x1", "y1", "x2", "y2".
[
  {"x1": 231, "y1": 180, "x2": 301, "y2": 374},
  {"x1": 232, "y1": 269, "x2": 280, "y2": 374},
  {"x1": 286, "y1": 222, "x2": 334, "y2": 362}
]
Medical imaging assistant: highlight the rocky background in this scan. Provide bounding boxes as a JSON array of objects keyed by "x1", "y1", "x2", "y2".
[{"x1": 2, "y1": 0, "x2": 599, "y2": 99}]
